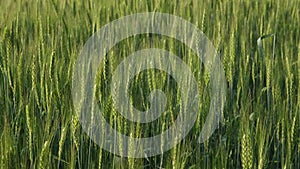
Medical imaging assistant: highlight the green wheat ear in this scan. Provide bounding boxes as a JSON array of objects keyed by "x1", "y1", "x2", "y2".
[
  {"x1": 57, "y1": 125, "x2": 68, "y2": 168},
  {"x1": 241, "y1": 131, "x2": 253, "y2": 169},
  {"x1": 25, "y1": 105, "x2": 33, "y2": 165},
  {"x1": 39, "y1": 141, "x2": 50, "y2": 169},
  {"x1": 71, "y1": 114, "x2": 80, "y2": 150},
  {"x1": 240, "y1": 109, "x2": 253, "y2": 169}
]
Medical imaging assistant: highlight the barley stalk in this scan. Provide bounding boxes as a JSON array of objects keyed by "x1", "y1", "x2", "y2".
[{"x1": 98, "y1": 146, "x2": 103, "y2": 169}]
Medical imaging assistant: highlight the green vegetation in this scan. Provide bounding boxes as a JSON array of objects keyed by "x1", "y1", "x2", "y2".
[{"x1": 0, "y1": 0, "x2": 299, "y2": 168}]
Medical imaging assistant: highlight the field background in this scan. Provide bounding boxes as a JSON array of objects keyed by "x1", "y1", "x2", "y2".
[{"x1": 0, "y1": 0, "x2": 299, "y2": 168}]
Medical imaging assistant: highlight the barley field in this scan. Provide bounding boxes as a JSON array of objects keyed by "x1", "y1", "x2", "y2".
[{"x1": 0, "y1": 0, "x2": 299, "y2": 168}]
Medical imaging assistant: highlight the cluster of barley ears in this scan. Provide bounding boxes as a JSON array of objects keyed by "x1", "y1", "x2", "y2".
[{"x1": 0, "y1": 0, "x2": 299, "y2": 168}]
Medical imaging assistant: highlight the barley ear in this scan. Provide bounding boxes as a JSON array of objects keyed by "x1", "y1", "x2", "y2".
[
  {"x1": 25, "y1": 105, "x2": 33, "y2": 165},
  {"x1": 241, "y1": 131, "x2": 253, "y2": 169}
]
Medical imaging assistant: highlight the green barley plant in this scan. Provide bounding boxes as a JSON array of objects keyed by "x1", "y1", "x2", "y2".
[{"x1": 0, "y1": 0, "x2": 299, "y2": 168}]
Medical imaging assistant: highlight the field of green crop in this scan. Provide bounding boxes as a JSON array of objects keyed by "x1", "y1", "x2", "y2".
[{"x1": 0, "y1": 0, "x2": 299, "y2": 168}]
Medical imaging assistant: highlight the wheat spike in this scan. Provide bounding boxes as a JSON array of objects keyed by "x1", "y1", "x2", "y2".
[
  {"x1": 39, "y1": 141, "x2": 50, "y2": 169},
  {"x1": 71, "y1": 115, "x2": 80, "y2": 150},
  {"x1": 241, "y1": 131, "x2": 253, "y2": 169},
  {"x1": 58, "y1": 125, "x2": 68, "y2": 168},
  {"x1": 25, "y1": 105, "x2": 33, "y2": 165}
]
